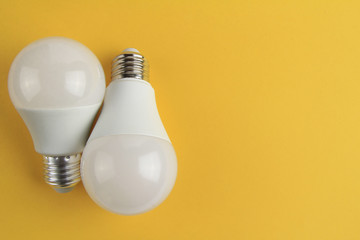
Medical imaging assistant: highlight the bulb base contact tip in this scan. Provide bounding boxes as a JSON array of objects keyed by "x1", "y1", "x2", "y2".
[
  {"x1": 122, "y1": 48, "x2": 140, "y2": 53},
  {"x1": 43, "y1": 154, "x2": 81, "y2": 193},
  {"x1": 111, "y1": 48, "x2": 149, "y2": 82}
]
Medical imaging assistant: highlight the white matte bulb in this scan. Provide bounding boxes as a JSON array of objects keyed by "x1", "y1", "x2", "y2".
[
  {"x1": 81, "y1": 49, "x2": 177, "y2": 215},
  {"x1": 8, "y1": 37, "x2": 105, "y2": 192}
]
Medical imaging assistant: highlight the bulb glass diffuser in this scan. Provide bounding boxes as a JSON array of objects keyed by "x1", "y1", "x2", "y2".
[
  {"x1": 8, "y1": 37, "x2": 105, "y2": 193},
  {"x1": 81, "y1": 48, "x2": 177, "y2": 215}
]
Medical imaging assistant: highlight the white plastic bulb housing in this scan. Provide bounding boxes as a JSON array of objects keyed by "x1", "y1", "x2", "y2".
[
  {"x1": 8, "y1": 37, "x2": 106, "y2": 192},
  {"x1": 81, "y1": 49, "x2": 177, "y2": 215}
]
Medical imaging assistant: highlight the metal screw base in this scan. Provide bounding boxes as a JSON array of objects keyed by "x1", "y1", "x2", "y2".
[
  {"x1": 112, "y1": 48, "x2": 149, "y2": 82},
  {"x1": 43, "y1": 154, "x2": 81, "y2": 193}
]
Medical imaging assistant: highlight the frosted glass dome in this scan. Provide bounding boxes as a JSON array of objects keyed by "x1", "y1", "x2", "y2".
[
  {"x1": 8, "y1": 37, "x2": 105, "y2": 109},
  {"x1": 81, "y1": 134, "x2": 177, "y2": 215}
]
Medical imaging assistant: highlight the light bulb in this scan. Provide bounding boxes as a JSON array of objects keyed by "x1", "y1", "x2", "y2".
[
  {"x1": 8, "y1": 37, "x2": 105, "y2": 193},
  {"x1": 81, "y1": 48, "x2": 177, "y2": 215}
]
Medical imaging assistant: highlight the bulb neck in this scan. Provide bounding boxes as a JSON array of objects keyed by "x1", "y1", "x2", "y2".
[
  {"x1": 111, "y1": 49, "x2": 149, "y2": 82},
  {"x1": 87, "y1": 79, "x2": 170, "y2": 143},
  {"x1": 43, "y1": 154, "x2": 81, "y2": 193}
]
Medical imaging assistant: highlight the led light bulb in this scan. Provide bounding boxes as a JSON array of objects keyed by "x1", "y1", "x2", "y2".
[
  {"x1": 8, "y1": 37, "x2": 105, "y2": 193},
  {"x1": 81, "y1": 48, "x2": 177, "y2": 215}
]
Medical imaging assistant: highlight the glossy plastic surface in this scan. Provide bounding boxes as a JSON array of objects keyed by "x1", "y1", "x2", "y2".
[
  {"x1": 17, "y1": 105, "x2": 100, "y2": 155},
  {"x1": 81, "y1": 134, "x2": 177, "y2": 215},
  {"x1": 88, "y1": 79, "x2": 169, "y2": 142},
  {"x1": 8, "y1": 37, "x2": 105, "y2": 109}
]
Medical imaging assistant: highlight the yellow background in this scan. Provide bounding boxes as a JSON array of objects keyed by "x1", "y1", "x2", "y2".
[{"x1": 1, "y1": 0, "x2": 360, "y2": 239}]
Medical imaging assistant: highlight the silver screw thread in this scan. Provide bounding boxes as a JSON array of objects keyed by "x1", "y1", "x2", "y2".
[
  {"x1": 43, "y1": 154, "x2": 81, "y2": 193},
  {"x1": 111, "y1": 49, "x2": 149, "y2": 82}
]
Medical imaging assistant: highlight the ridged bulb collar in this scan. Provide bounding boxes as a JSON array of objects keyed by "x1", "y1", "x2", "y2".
[
  {"x1": 43, "y1": 154, "x2": 81, "y2": 193},
  {"x1": 111, "y1": 48, "x2": 149, "y2": 82}
]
